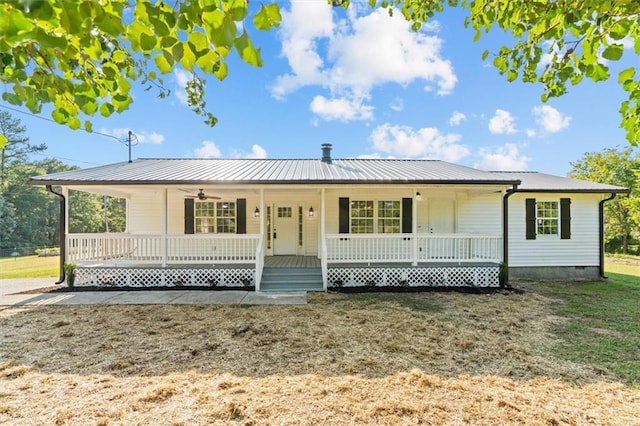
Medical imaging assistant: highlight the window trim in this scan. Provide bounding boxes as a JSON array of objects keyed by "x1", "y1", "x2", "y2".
[
  {"x1": 349, "y1": 199, "x2": 402, "y2": 234},
  {"x1": 194, "y1": 200, "x2": 237, "y2": 234}
]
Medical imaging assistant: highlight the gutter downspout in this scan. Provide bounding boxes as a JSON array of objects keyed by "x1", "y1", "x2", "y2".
[
  {"x1": 502, "y1": 183, "x2": 519, "y2": 286},
  {"x1": 47, "y1": 185, "x2": 66, "y2": 284},
  {"x1": 599, "y1": 193, "x2": 617, "y2": 279}
]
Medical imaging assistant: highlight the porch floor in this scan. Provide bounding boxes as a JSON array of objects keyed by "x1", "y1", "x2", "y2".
[{"x1": 265, "y1": 256, "x2": 320, "y2": 268}]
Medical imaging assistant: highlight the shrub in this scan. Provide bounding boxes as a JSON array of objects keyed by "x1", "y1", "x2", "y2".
[{"x1": 64, "y1": 263, "x2": 76, "y2": 288}]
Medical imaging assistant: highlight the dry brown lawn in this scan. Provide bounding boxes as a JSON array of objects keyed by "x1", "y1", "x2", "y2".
[{"x1": 1, "y1": 290, "x2": 638, "y2": 425}]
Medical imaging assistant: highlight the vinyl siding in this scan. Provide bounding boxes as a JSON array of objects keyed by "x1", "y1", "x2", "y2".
[
  {"x1": 457, "y1": 193, "x2": 502, "y2": 234},
  {"x1": 509, "y1": 193, "x2": 602, "y2": 267},
  {"x1": 128, "y1": 191, "x2": 163, "y2": 234}
]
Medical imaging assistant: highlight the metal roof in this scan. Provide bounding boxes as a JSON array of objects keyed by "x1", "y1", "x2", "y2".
[
  {"x1": 29, "y1": 158, "x2": 522, "y2": 186},
  {"x1": 491, "y1": 171, "x2": 628, "y2": 193}
]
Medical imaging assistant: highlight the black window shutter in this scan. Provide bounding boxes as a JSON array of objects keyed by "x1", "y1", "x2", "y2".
[
  {"x1": 525, "y1": 198, "x2": 536, "y2": 240},
  {"x1": 402, "y1": 197, "x2": 412, "y2": 233},
  {"x1": 184, "y1": 198, "x2": 194, "y2": 234},
  {"x1": 339, "y1": 197, "x2": 350, "y2": 234},
  {"x1": 560, "y1": 198, "x2": 571, "y2": 239},
  {"x1": 236, "y1": 198, "x2": 246, "y2": 234}
]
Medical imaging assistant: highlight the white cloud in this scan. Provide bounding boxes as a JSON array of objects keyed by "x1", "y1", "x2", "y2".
[
  {"x1": 449, "y1": 111, "x2": 466, "y2": 126},
  {"x1": 475, "y1": 144, "x2": 530, "y2": 171},
  {"x1": 273, "y1": 3, "x2": 457, "y2": 121},
  {"x1": 390, "y1": 97, "x2": 404, "y2": 112},
  {"x1": 370, "y1": 123, "x2": 469, "y2": 162},
  {"x1": 526, "y1": 128, "x2": 537, "y2": 138},
  {"x1": 532, "y1": 105, "x2": 571, "y2": 133},
  {"x1": 488, "y1": 109, "x2": 517, "y2": 134},
  {"x1": 99, "y1": 128, "x2": 165, "y2": 144},
  {"x1": 193, "y1": 141, "x2": 222, "y2": 158},
  {"x1": 231, "y1": 144, "x2": 268, "y2": 159},
  {"x1": 310, "y1": 95, "x2": 374, "y2": 121},
  {"x1": 174, "y1": 69, "x2": 190, "y2": 106}
]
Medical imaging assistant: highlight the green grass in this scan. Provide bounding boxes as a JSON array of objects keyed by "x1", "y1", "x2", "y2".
[
  {"x1": 534, "y1": 258, "x2": 640, "y2": 386},
  {"x1": 0, "y1": 255, "x2": 59, "y2": 279}
]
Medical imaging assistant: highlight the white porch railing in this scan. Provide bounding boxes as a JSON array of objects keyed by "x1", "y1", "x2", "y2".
[
  {"x1": 67, "y1": 233, "x2": 261, "y2": 265},
  {"x1": 325, "y1": 234, "x2": 502, "y2": 263}
]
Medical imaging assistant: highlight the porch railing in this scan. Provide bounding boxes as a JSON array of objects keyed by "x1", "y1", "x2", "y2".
[
  {"x1": 67, "y1": 233, "x2": 261, "y2": 265},
  {"x1": 325, "y1": 234, "x2": 502, "y2": 263}
]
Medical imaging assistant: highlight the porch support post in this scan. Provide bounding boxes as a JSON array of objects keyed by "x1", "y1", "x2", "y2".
[
  {"x1": 257, "y1": 187, "x2": 265, "y2": 292},
  {"x1": 162, "y1": 188, "x2": 168, "y2": 267},
  {"x1": 412, "y1": 188, "x2": 418, "y2": 266},
  {"x1": 321, "y1": 187, "x2": 327, "y2": 291}
]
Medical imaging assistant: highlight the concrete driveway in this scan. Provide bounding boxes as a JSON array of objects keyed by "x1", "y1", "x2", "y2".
[{"x1": 0, "y1": 278, "x2": 307, "y2": 306}]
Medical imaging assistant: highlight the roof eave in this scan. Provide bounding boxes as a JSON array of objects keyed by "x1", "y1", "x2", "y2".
[{"x1": 30, "y1": 179, "x2": 522, "y2": 186}]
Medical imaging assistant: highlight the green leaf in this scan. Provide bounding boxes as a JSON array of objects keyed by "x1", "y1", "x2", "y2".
[
  {"x1": 140, "y1": 32, "x2": 157, "y2": 52},
  {"x1": 188, "y1": 31, "x2": 208, "y2": 53},
  {"x1": 618, "y1": 67, "x2": 636, "y2": 84},
  {"x1": 602, "y1": 45, "x2": 623, "y2": 61},
  {"x1": 214, "y1": 61, "x2": 228, "y2": 81},
  {"x1": 154, "y1": 52, "x2": 173, "y2": 74},
  {"x1": 51, "y1": 109, "x2": 67, "y2": 124},
  {"x1": 84, "y1": 121, "x2": 93, "y2": 133},
  {"x1": 202, "y1": 10, "x2": 236, "y2": 48},
  {"x1": 99, "y1": 103, "x2": 114, "y2": 117},
  {"x1": 234, "y1": 32, "x2": 262, "y2": 67},
  {"x1": 112, "y1": 50, "x2": 126, "y2": 63},
  {"x1": 253, "y1": 2, "x2": 282, "y2": 30},
  {"x1": 481, "y1": 49, "x2": 489, "y2": 61},
  {"x1": 68, "y1": 117, "x2": 81, "y2": 130},
  {"x1": 0, "y1": 134, "x2": 7, "y2": 150},
  {"x1": 228, "y1": 0, "x2": 249, "y2": 21}
]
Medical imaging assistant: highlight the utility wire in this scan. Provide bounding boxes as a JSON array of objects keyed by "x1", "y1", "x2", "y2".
[
  {"x1": 31, "y1": 151, "x2": 102, "y2": 166},
  {"x1": 0, "y1": 104, "x2": 128, "y2": 145}
]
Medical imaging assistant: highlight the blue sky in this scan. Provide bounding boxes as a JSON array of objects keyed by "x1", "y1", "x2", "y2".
[{"x1": 2, "y1": 1, "x2": 636, "y2": 175}]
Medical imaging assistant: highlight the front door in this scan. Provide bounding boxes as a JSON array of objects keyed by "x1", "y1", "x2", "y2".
[
  {"x1": 273, "y1": 205, "x2": 297, "y2": 255},
  {"x1": 428, "y1": 199, "x2": 454, "y2": 233}
]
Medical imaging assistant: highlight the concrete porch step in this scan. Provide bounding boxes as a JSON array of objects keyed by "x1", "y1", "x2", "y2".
[{"x1": 260, "y1": 267, "x2": 323, "y2": 292}]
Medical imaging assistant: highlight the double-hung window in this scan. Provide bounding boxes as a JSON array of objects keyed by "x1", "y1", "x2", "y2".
[
  {"x1": 536, "y1": 201, "x2": 558, "y2": 235},
  {"x1": 526, "y1": 198, "x2": 571, "y2": 240},
  {"x1": 195, "y1": 201, "x2": 236, "y2": 234},
  {"x1": 350, "y1": 200, "x2": 400, "y2": 233}
]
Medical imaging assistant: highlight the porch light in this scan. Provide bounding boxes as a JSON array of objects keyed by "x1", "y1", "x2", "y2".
[
  {"x1": 415, "y1": 192, "x2": 423, "y2": 201},
  {"x1": 308, "y1": 206, "x2": 315, "y2": 217},
  {"x1": 254, "y1": 207, "x2": 260, "y2": 217}
]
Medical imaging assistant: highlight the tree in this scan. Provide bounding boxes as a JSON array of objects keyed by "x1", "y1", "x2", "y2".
[
  {"x1": 0, "y1": 194, "x2": 17, "y2": 240},
  {"x1": 1, "y1": 1, "x2": 639, "y2": 145},
  {"x1": 569, "y1": 147, "x2": 640, "y2": 254},
  {"x1": 0, "y1": 111, "x2": 46, "y2": 185}
]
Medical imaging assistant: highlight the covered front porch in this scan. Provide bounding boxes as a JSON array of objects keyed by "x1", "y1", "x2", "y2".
[{"x1": 69, "y1": 233, "x2": 503, "y2": 289}]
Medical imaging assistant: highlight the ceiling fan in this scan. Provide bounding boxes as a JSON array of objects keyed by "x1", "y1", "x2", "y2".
[{"x1": 184, "y1": 189, "x2": 221, "y2": 200}]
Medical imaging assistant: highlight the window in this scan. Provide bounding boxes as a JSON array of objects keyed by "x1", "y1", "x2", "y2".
[
  {"x1": 350, "y1": 200, "x2": 400, "y2": 233},
  {"x1": 526, "y1": 198, "x2": 571, "y2": 240},
  {"x1": 377, "y1": 200, "x2": 401, "y2": 233},
  {"x1": 350, "y1": 200, "x2": 374, "y2": 233},
  {"x1": 278, "y1": 207, "x2": 292, "y2": 218},
  {"x1": 536, "y1": 201, "x2": 558, "y2": 235},
  {"x1": 298, "y1": 206, "x2": 303, "y2": 246},
  {"x1": 195, "y1": 201, "x2": 236, "y2": 234}
]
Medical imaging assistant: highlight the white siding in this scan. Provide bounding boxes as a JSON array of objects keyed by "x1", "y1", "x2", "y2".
[
  {"x1": 128, "y1": 191, "x2": 163, "y2": 234},
  {"x1": 456, "y1": 193, "x2": 502, "y2": 235},
  {"x1": 509, "y1": 193, "x2": 602, "y2": 267}
]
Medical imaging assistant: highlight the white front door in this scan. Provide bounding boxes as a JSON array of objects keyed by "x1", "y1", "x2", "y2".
[
  {"x1": 273, "y1": 205, "x2": 298, "y2": 255},
  {"x1": 428, "y1": 199, "x2": 455, "y2": 233}
]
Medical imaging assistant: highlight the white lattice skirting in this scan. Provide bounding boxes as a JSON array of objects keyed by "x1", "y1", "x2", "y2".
[
  {"x1": 328, "y1": 265, "x2": 500, "y2": 288},
  {"x1": 76, "y1": 267, "x2": 255, "y2": 288}
]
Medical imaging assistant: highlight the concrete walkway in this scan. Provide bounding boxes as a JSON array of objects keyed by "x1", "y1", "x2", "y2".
[{"x1": 0, "y1": 278, "x2": 307, "y2": 306}]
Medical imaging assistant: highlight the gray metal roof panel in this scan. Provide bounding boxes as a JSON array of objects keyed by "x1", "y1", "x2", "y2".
[
  {"x1": 492, "y1": 171, "x2": 628, "y2": 193},
  {"x1": 30, "y1": 158, "x2": 522, "y2": 186}
]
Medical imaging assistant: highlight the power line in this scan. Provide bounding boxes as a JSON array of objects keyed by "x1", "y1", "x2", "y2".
[
  {"x1": 31, "y1": 151, "x2": 102, "y2": 166},
  {"x1": 0, "y1": 104, "x2": 128, "y2": 145}
]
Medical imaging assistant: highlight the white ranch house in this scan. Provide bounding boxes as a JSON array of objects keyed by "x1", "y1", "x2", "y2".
[{"x1": 30, "y1": 144, "x2": 627, "y2": 291}]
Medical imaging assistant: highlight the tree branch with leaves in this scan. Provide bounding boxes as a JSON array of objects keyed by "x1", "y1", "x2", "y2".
[{"x1": 1, "y1": 0, "x2": 639, "y2": 147}]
